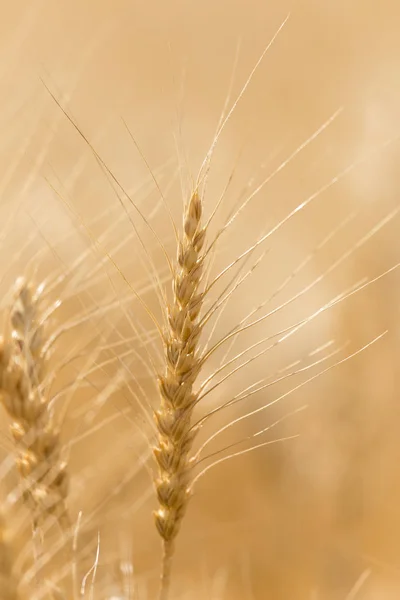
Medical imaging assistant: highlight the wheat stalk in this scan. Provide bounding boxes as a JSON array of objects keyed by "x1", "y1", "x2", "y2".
[
  {"x1": 153, "y1": 190, "x2": 206, "y2": 600},
  {"x1": 0, "y1": 509, "x2": 19, "y2": 600},
  {"x1": 0, "y1": 278, "x2": 69, "y2": 531}
]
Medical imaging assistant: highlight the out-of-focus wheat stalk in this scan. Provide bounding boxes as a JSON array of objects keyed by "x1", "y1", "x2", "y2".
[{"x1": 0, "y1": 509, "x2": 19, "y2": 600}]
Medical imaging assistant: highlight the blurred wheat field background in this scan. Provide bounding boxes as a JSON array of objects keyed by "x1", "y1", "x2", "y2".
[{"x1": 0, "y1": 1, "x2": 400, "y2": 599}]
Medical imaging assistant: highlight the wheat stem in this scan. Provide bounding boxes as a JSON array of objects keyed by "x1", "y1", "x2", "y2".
[
  {"x1": 159, "y1": 540, "x2": 174, "y2": 600},
  {"x1": 0, "y1": 510, "x2": 19, "y2": 600}
]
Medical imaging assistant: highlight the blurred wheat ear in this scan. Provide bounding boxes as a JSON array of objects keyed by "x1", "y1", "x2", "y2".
[{"x1": 0, "y1": 278, "x2": 69, "y2": 532}]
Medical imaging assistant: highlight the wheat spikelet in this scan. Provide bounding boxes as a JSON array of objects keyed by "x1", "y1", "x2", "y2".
[
  {"x1": 0, "y1": 277, "x2": 69, "y2": 531},
  {"x1": 153, "y1": 190, "x2": 206, "y2": 599}
]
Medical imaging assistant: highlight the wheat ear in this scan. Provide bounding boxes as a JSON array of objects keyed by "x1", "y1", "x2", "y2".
[
  {"x1": 0, "y1": 278, "x2": 69, "y2": 530},
  {"x1": 154, "y1": 190, "x2": 206, "y2": 599}
]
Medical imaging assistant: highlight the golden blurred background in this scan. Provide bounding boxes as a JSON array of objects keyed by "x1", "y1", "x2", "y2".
[{"x1": 1, "y1": 1, "x2": 400, "y2": 598}]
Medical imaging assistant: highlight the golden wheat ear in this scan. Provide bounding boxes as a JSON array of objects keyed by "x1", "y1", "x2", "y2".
[
  {"x1": 153, "y1": 189, "x2": 206, "y2": 600},
  {"x1": 0, "y1": 278, "x2": 69, "y2": 532}
]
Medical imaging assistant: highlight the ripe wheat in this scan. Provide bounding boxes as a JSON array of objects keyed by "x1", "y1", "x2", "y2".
[
  {"x1": 154, "y1": 190, "x2": 206, "y2": 599},
  {"x1": 0, "y1": 278, "x2": 69, "y2": 531},
  {"x1": 0, "y1": 6, "x2": 398, "y2": 599}
]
